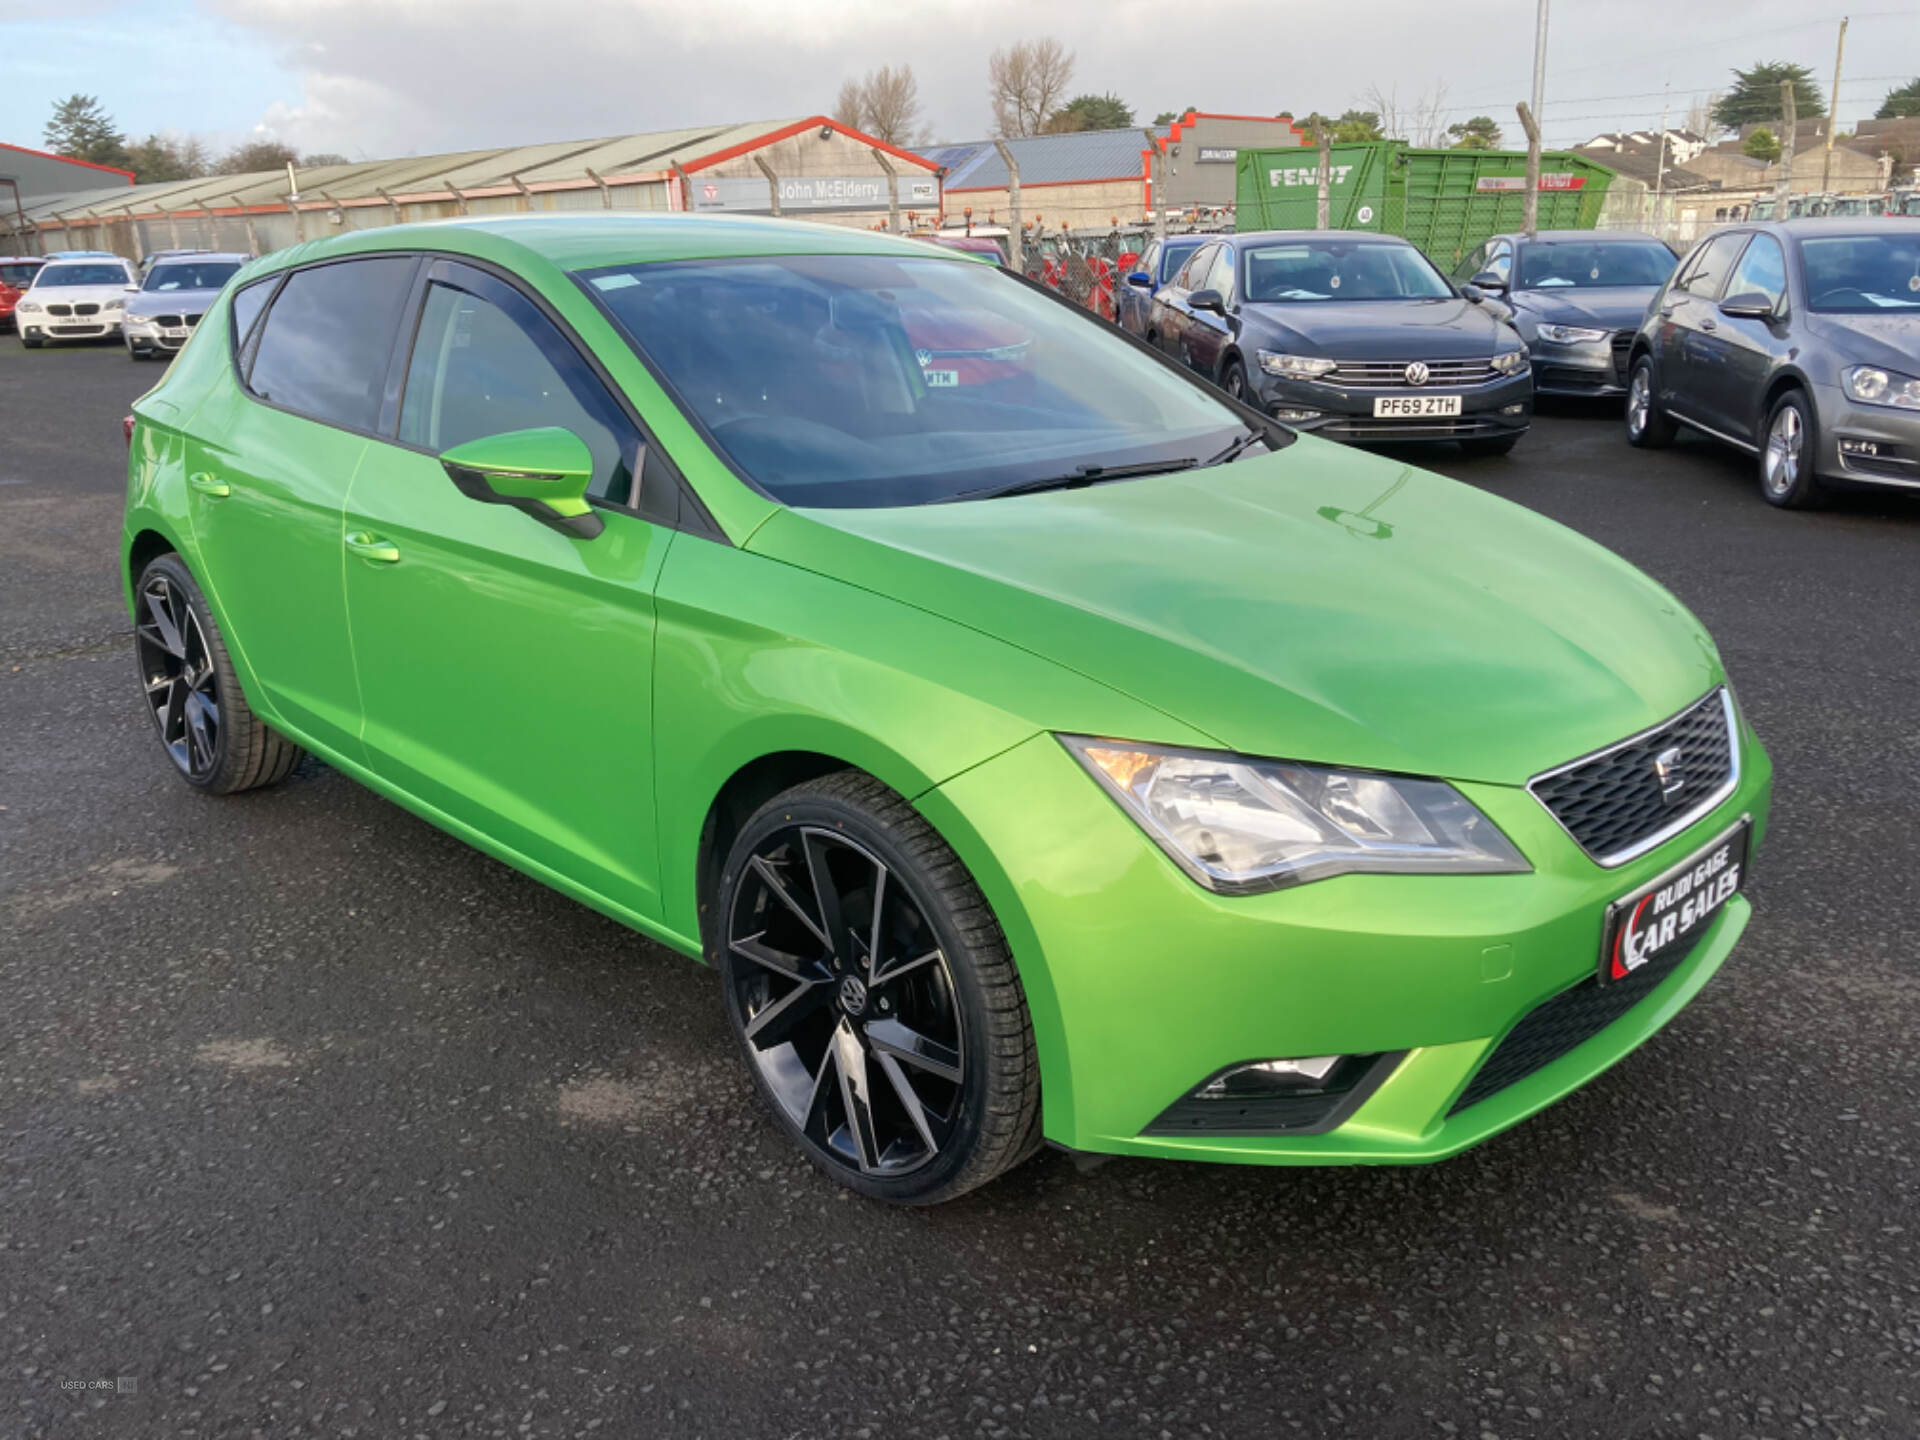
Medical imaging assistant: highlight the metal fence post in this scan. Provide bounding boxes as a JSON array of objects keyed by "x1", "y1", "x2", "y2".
[
  {"x1": 377, "y1": 186, "x2": 403, "y2": 226},
  {"x1": 670, "y1": 162, "x2": 692, "y2": 212},
  {"x1": 870, "y1": 148, "x2": 899, "y2": 233},
  {"x1": 1517, "y1": 101, "x2": 1542, "y2": 239},
  {"x1": 993, "y1": 140, "x2": 1023, "y2": 273},
  {"x1": 232, "y1": 194, "x2": 260, "y2": 256},
  {"x1": 754, "y1": 155, "x2": 782, "y2": 216},
  {"x1": 583, "y1": 167, "x2": 613, "y2": 210},
  {"x1": 1315, "y1": 123, "x2": 1331, "y2": 229},
  {"x1": 1141, "y1": 129, "x2": 1164, "y2": 242}
]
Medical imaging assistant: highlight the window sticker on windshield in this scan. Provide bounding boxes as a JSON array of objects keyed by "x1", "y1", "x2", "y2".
[{"x1": 591, "y1": 274, "x2": 641, "y2": 291}]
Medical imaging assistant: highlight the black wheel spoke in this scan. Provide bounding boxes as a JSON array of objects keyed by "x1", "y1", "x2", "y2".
[
  {"x1": 727, "y1": 821, "x2": 967, "y2": 1180},
  {"x1": 144, "y1": 586, "x2": 186, "y2": 659},
  {"x1": 136, "y1": 573, "x2": 221, "y2": 782},
  {"x1": 865, "y1": 1016, "x2": 963, "y2": 1084}
]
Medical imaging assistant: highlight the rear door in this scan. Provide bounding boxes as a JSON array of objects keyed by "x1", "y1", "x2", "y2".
[
  {"x1": 340, "y1": 259, "x2": 675, "y2": 920},
  {"x1": 1653, "y1": 230, "x2": 1750, "y2": 428},
  {"x1": 183, "y1": 255, "x2": 420, "y2": 759}
]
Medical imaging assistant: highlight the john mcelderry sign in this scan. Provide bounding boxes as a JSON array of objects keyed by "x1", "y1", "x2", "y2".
[{"x1": 692, "y1": 175, "x2": 939, "y2": 212}]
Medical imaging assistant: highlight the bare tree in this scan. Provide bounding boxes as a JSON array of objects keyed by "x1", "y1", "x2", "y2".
[
  {"x1": 833, "y1": 65, "x2": 925, "y2": 146},
  {"x1": 1684, "y1": 93, "x2": 1717, "y2": 138},
  {"x1": 989, "y1": 38, "x2": 1075, "y2": 137},
  {"x1": 1361, "y1": 81, "x2": 1451, "y2": 147}
]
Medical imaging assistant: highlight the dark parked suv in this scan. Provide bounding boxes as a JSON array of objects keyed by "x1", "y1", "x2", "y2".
[{"x1": 1625, "y1": 219, "x2": 1920, "y2": 508}]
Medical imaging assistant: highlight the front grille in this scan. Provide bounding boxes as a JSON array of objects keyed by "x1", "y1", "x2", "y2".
[
  {"x1": 48, "y1": 303, "x2": 72, "y2": 317},
  {"x1": 1611, "y1": 330, "x2": 1634, "y2": 384},
  {"x1": 184, "y1": 312, "x2": 203, "y2": 327},
  {"x1": 154, "y1": 314, "x2": 182, "y2": 328},
  {"x1": 50, "y1": 324, "x2": 105, "y2": 335},
  {"x1": 74, "y1": 302, "x2": 100, "y2": 316},
  {"x1": 1530, "y1": 690, "x2": 1736, "y2": 865},
  {"x1": 1448, "y1": 940, "x2": 1695, "y2": 1115},
  {"x1": 1318, "y1": 416, "x2": 1507, "y2": 440},
  {"x1": 1326, "y1": 357, "x2": 1502, "y2": 387}
]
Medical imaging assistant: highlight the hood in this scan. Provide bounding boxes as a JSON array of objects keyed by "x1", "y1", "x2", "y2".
[
  {"x1": 1805, "y1": 310, "x2": 1920, "y2": 371},
  {"x1": 127, "y1": 286, "x2": 226, "y2": 319},
  {"x1": 25, "y1": 283, "x2": 131, "y2": 307},
  {"x1": 749, "y1": 439, "x2": 1721, "y2": 786},
  {"x1": 1243, "y1": 297, "x2": 1515, "y2": 360},
  {"x1": 1513, "y1": 285, "x2": 1658, "y2": 331}
]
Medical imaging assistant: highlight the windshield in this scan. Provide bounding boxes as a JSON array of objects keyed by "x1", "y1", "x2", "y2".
[
  {"x1": 1517, "y1": 241, "x2": 1675, "y2": 288},
  {"x1": 0, "y1": 262, "x2": 40, "y2": 287},
  {"x1": 142, "y1": 261, "x2": 242, "y2": 292},
  {"x1": 34, "y1": 263, "x2": 129, "y2": 288},
  {"x1": 1801, "y1": 234, "x2": 1920, "y2": 312},
  {"x1": 1241, "y1": 241, "x2": 1452, "y2": 302},
  {"x1": 583, "y1": 253, "x2": 1251, "y2": 508}
]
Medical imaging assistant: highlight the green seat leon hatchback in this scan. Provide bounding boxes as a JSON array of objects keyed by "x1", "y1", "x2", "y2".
[{"x1": 123, "y1": 216, "x2": 1771, "y2": 1203}]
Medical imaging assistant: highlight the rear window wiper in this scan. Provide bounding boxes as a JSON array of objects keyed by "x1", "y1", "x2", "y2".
[{"x1": 935, "y1": 457, "x2": 1198, "y2": 504}]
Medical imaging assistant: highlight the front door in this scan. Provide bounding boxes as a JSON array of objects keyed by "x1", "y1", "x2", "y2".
[
  {"x1": 1655, "y1": 230, "x2": 1749, "y2": 427},
  {"x1": 185, "y1": 255, "x2": 420, "y2": 759},
  {"x1": 341, "y1": 261, "x2": 673, "y2": 920},
  {"x1": 1697, "y1": 231, "x2": 1787, "y2": 437}
]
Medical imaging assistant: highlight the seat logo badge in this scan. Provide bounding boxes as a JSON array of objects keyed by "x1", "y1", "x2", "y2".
[
  {"x1": 838, "y1": 975, "x2": 869, "y2": 1016},
  {"x1": 1653, "y1": 746, "x2": 1686, "y2": 803},
  {"x1": 1404, "y1": 361, "x2": 1430, "y2": 386}
]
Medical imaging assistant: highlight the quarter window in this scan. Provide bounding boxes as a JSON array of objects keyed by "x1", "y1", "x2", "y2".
[
  {"x1": 1723, "y1": 232, "x2": 1787, "y2": 310},
  {"x1": 398, "y1": 276, "x2": 641, "y2": 504},
  {"x1": 1206, "y1": 245, "x2": 1237, "y2": 302},
  {"x1": 1454, "y1": 243, "x2": 1488, "y2": 282},
  {"x1": 246, "y1": 257, "x2": 418, "y2": 431},
  {"x1": 228, "y1": 278, "x2": 274, "y2": 353},
  {"x1": 1177, "y1": 244, "x2": 1217, "y2": 290}
]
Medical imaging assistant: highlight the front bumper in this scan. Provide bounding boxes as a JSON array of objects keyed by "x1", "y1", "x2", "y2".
[
  {"x1": 1251, "y1": 367, "x2": 1533, "y2": 444},
  {"x1": 1528, "y1": 331, "x2": 1633, "y2": 396},
  {"x1": 123, "y1": 316, "x2": 194, "y2": 354},
  {"x1": 18, "y1": 314, "x2": 122, "y2": 342},
  {"x1": 919, "y1": 717, "x2": 1772, "y2": 1164},
  {"x1": 1812, "y1": 382, "x2": 1920, "y2": 490}
]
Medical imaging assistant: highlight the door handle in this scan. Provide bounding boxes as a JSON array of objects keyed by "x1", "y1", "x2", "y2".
[
  {"x1": 1659, "y1": 304, "x2": 1676, "y2": 317},
  {"x1": 344, "y1": 531, "x2": 401, "y2": 565},
  {"x1": 187, "y1": 471, "x2": 230, "y2": 498},
  {"x1": 1699, "y1": 318, "x2": 1717, "y2": 332}
]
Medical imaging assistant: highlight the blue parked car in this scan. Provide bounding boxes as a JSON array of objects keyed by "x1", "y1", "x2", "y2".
[{"x1": 1117, "y1": 235, "x2": 1207, "y2": 338}]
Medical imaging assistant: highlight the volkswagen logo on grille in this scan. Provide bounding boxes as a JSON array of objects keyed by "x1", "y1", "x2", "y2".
[
  {"x1": 838, "y1": 975, "x2": 870, "y2": 1015},
  {"x1": 1652, "y1": 745, "x2": 1686, "y2": 803},
  {"x1": 1403, "y1": 361, "x2": 1431, "y2": 386}
]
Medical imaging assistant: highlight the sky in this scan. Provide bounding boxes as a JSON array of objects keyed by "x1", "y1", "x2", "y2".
[{"x1": 2, "y1": 0, "x2": 1913, "y2": 166}]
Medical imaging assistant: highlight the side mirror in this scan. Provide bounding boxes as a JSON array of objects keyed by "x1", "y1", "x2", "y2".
[
  {"x1": 1188, "y1": 287, "x2": 1226, "y2": 314},
  {"x1": 1460, "y1": 283, "x2": 1484, "y2": 303},
  {"x1": 1471, "y1": 270, "x2": 1508, "y2": 293},
  {"x1": 439, "y1": 427, "x2": 604, "y2": 540},
  {"x1": 1126, "y1": 271, "x2": 1153, "y2": 289},
  {"x1": 1718, "y1": 291, "x2": 1777, "y2": 321}
]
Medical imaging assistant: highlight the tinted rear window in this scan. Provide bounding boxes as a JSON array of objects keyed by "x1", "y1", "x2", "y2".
[{"x1": 246, "y1": 258, "x2": 417, "y2": 431}]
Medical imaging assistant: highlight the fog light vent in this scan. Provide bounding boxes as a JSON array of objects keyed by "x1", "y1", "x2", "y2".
[{"x1": 1143, "y1": 1053, "x2": 1402, "y2": 1137}]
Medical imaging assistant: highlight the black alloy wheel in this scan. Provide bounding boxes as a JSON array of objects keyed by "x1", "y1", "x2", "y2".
[
  {"x1": 718, "y1": 773, "x2": 1041, "y2": 1202},
  {"x1": 135, "y1": 569, "x2": 222, "y2": 781}
]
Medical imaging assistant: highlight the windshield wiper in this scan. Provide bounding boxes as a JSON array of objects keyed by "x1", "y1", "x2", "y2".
[
  {"x1": 935, "y1": 457, "x2": 1198, "y2": 504},
  {"x1": 1203, "y1": 428, "x2": 1269, "y2": 467}
]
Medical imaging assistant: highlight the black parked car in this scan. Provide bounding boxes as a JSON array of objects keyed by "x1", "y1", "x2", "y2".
[
  {"x1": 1144, "y1": 230, "x2": 1532, "y2": 454},
  {"x1": 1117, "y1": 235, "x2": 1206, "y2": 338},
  {"x1": 1625, "y1": 219, "x2": 1920, "y2": 508},
  {"x1": 1453, "y1": 230, "x2": 1677, "y2": 396}
]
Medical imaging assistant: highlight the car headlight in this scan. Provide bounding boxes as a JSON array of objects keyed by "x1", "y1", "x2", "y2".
[
  {"x1": 1061, "y1": 736, "x2": 1530, "y2": 893},
  {"x1": 1490, "y1": 349, "x2": 1530, "y2": 374},
  {"x1": 18, "y1": 301, "x2": 42, "y2": 313},
  {"x1": 1258, "y1": 351, "x2": 1337, "y2": 380},
  {"x1": 1843, "y1": 365, "x2": 1920, "y2": 410},
  {"x1": 1535, "y1": 323, "x2": 1608, "y2": 344},
  {"x1": 103, "y1": 299, "x2": 125, "y2": 313}
]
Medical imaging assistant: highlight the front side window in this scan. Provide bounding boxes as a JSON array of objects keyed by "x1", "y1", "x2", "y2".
[
  {"x1": 144, "y1": 261, "x2": 243, "y2": 292},
  {"x1": 398, "y1": 277, "x2": 640, "y2": 503},
  {"x1": 1241, "y1": 239, "x2": 1452, "y2": 302},
  {"x1": 1677, "y1": 232, "x2": 1749, "y2": 298},
  {"x1": 1517, "y1": 241, "x2": 1675, "y2": 289},
  {"x1": 1724, "y1": 233, "x2": 1788, "y2": 309},
  {"x1": 1206, "y1": 245, "x2": 1238, "y2": 302},
  {"x1": 1799, "y1": 234, "x2": 1920, "y2": 312},
  {"x1": 32, "y1": 263, "x2": 131, "y2": 288},
  {"x1": 582, "y1": 253, "x2": 1251, "y2": 509},
  {"x1": 246, "y1": 256, "x2": 418, "y2": 431}
]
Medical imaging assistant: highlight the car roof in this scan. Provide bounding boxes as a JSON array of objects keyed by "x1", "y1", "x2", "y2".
[
  {"x1": 146, "y1": 252, "x2": 252, "y2": 265},
  {"x1": 1227, "y1": 229, "x2": 1417, "y2": 247},
  {"x1": 1763, "y1": 217, "x2": 1920, "y2": 239},
  {"x1": 240, "y1": 214, "x2": 963, "y2": 280},
  {"x1": 1499, "y1": 230, "x2": 1665, "y2": 245}
]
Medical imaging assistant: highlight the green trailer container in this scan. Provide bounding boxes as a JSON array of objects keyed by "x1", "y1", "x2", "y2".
[{"x1": 1235, "y1": 142, "x2": 1617, "y2": 272}]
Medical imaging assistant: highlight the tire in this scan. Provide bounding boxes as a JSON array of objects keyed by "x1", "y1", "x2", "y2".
[
  {"x1": 132, "y1": 552, "x2": 305, "y2": 794},
  {"x1": 21, "y1": 336, "x2": 43, "y2": 349},
  {"x1": 129, "y1": 347, "x2": 148, "y2": 362},
  {"x1": 1759, "y1": 389, "x2": 1824, "y2": 509},
  {"x1": 1459, "y1": 433, "x2": 1521, "y2": 458},
  {"x1": 1625, "y1": 355, "x2": 1677, "y2": 448},
  {"x1": 1221, "y1": 355, "x2": 1251, "y2": 403},
  {"x1": 716, "y1": 771, "x2": 1042, "y2": 1204}
]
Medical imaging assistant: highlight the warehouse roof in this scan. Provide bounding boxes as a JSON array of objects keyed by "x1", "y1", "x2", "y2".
[
  {"x1": 939, "y1": 128, "x2": 1156, "y2": 190},
  {"x1": 4, "y1": 116, "x2": 938, "y2": 230}
]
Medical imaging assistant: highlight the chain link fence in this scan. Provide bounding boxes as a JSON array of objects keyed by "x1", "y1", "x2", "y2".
[{"x1": 1019, "y1": 223, "x2": 1227, "y2": 321}]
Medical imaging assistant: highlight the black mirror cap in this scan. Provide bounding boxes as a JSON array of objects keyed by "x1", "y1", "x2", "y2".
[
  {"x1": 1719, "y1": 291, "x2": 1778, "y2": 320},
  {"x1": 1189, "y1": 288, "x2": 1226, "y2": 313},
  {"x1": 1471, "y1": 270, "x2": 1508, "y2": 292}
]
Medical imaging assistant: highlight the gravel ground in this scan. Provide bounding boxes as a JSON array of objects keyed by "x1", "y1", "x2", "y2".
[{"x1": 3, "y1": 337, "x2": 1917, "y2": 1439}]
